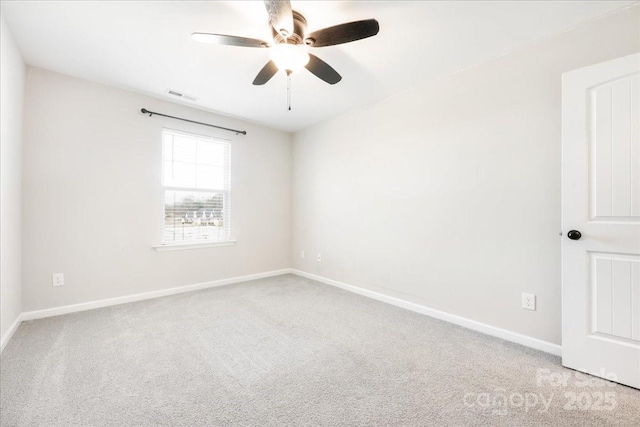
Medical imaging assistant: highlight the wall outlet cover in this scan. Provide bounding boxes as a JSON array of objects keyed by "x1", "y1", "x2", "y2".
[
  {"x1": 52, "y1": 273, "x2": 64, "y2": 287},
  {"x1": 522, "y1": 293, "x2": 536, "y2": 311}
]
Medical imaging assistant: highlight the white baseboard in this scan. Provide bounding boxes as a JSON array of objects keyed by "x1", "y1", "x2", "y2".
[
  {"x1": 1, "y1": 314, "x2": 23, "y2": 353},
  {"x1": 291, "y1": 269, "x2": 562, "y2": 357},
  {"x1": 21, "y1": 269, "x2": 292, "y2": 322},
  {"x1": 8, "y1": 268, "x2": 562, "y2": 358}
]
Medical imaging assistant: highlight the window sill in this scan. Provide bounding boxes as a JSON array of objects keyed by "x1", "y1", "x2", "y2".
[{"x1": 153, "y1": 240, "x2": 237, "y2": 252}]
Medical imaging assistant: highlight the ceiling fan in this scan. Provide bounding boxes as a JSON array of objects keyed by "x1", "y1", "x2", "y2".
[{"x1": 192, "y1": 0, "x2": 380, "y2": 86}]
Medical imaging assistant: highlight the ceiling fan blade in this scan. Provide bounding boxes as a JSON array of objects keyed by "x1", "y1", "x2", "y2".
[
  {"x1": 191, "y1": 33, "x2": 269, "y2": 48},
  {"x1": 305, "y1": 19, "x2": 379, "y2": 47},
  {"x1": 305, "y1": 54, "x2": 342, "y2": 85},
  {"x1": 263, "y1": 0, "x2": 294, "y2": 37},
  {"x1": 253, "y1": 60, "x2": 279, "y2": 85}
]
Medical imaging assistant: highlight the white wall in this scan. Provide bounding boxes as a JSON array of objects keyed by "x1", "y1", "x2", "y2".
[
  {"x1": 1, "y1": 15, "x2": 25, "y2": 340},
  {"x1": 22, "y1": 68, "x2": 291, "y2": 312},
  {"x1": 291, "y1": 6, "x2": 640, "y2": 345}
]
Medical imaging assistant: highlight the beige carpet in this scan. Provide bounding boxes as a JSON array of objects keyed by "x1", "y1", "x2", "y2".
[{"x1": 1, "y1": 274, "x2": 639, "y2": 426}]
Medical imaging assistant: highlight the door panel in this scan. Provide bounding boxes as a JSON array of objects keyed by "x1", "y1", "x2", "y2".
[
  {"x1": 590, "y1": 75, "x2": 640, "y2": 220},
  {"x1": 591, "y1": 253, "x2": 639, "y2": 341}
]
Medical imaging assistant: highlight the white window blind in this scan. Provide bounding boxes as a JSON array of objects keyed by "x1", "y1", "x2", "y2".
[{"x1": 161, "y1": 129, "x2": 231, "y2": 244}]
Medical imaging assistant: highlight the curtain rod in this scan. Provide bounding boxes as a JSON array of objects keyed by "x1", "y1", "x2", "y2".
[{"x1": 140, "y1": 108, "x2": 247, "y2": 135}]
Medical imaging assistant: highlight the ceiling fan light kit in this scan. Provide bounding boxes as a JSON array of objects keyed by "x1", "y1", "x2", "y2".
[
  {"x1": 270, "y1": 43, "x2": 310, "y2": 74},
  {"x1": 192, "y1": 0, "x2": 379, "y2": 109}
]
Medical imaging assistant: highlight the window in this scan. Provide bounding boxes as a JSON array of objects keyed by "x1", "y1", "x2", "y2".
[{"x1": 161, "y1": 129, "x2": 231, "y2": 246}]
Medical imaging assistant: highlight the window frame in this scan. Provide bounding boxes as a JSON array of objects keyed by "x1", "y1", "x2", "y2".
[{"x1": 155, "y1": 128, "x2": 234, "y2": 250}]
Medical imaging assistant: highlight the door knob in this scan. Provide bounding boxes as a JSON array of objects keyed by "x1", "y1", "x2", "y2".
[{"x1": 567, "y1": 230, "x2": 582, "y2": 240}]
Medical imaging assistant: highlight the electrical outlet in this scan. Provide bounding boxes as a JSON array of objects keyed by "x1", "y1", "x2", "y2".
[
  {"x1": 522, "y1": 293, "x2": 536, "y2": 311},
  {"x1": 317, "y1": 253, "x2": 322, "y2": 262},
  {"x1": 52, "y1": 273, "x2": 64, "y2": 287},
  {"x1": 300, "y1": 250, "x2": 305, "y2": 259}
]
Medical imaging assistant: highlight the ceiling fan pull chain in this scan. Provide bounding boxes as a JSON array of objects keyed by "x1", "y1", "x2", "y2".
[{"x1": 287, "y1": 71, "x2": 292, "y2": 111}]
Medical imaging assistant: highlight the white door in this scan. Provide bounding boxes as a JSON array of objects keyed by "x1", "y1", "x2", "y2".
[{"x1": 562, "y1": 53, "x2": 640, "y2": 389}]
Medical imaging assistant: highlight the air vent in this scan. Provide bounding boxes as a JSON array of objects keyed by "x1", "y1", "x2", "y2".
[{"x1": 165, "y1": 89, "x2": 198, "y2": 102}]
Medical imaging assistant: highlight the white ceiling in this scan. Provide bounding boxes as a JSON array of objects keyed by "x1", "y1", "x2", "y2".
[{"x1": 1, "y1": 1, "x2": 635, "y2": 132}]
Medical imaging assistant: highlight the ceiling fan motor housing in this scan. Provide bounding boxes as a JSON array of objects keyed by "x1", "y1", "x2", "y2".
[{"x1": 272, "y1": 11, "x2": 307, "y2": 45}]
